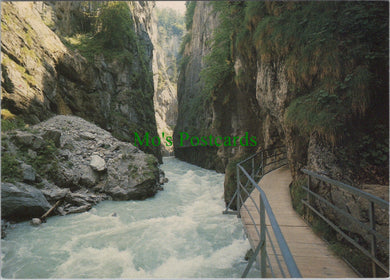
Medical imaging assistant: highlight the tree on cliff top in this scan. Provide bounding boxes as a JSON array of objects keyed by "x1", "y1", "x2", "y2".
[{"x1": 96, "y1": 2, "x2": 136, "y2": 50}]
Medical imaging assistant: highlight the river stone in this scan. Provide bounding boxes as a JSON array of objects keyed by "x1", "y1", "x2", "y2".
[
  {"x1": 30, "y1": 218, "x2": 42, "y2": 226},
  {"x1": 90, "y1": 155, "x2": 106, "y2": 171},
  {"x1": 31, "y1": 136, "x2": 45, "y2": 150},
  {"x1": 40, "y1": 180, "x2": 69, "y2": 201},
  {"x1": 80, "y1": 132, "x2": 95, "y2": 140},
  {"x1": 42, "y1": 129, "x2": 62, "y2": 147},
  {"x1": 54, "y1": 165, "x2": 81, "y2": 190},
  {"x1": 79, "y1": 165, "x2": 98, "y2": 187},
  {"x1": 65, "y1": 204, "x2": 91, "y2": 214},
  {"x1": 56, "y1": 206, "x2": 66, "y2": 216},
  {"x1": 1, "y1": 219, "x2": 9, "y2": 238},
  {"x1": 1, "y1": 182, "x2": 51, "y2": 221},
  {"x1": 21, "y1": 163, "x2": 36, "y2": 182},
  {"x1": 13, "y1": 131, "x2": 34, "y2": 146},
  {"x1": 27, "y1": 149, "x2": 37, "y2": 159}
]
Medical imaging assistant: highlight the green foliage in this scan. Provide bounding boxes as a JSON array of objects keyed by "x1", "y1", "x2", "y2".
[
  {"x1": 178, "y1": 32, "x2": 191, "y2": 57},
  {"x1": 1, "y1": 109, "x2": 26, "y2": 132},
  {"x1": 200, "y1": 2, "x2": 244, "y2": 98},
  {"x1": 155, "y1": 8, "x2": 185, "y2": 38},
  {"x1": 26, "y1": 139, "x2": 59, "y2": 179},
  {"x1": 196, "y1": 1, "x2": 388, "y2": 144},
  {"x1": 1, "y1": 152, "x2": 22, "y2": 182},
  {"x1": 97, "y1": 2, "x2": 136, "y2": 50},
  {"x1": 329, "y1": 243, "x2": 372, "y2": 277},
  {"x1": 335, "y1": 122, "x2": 389, "y2": 183},
  {"x1": 224, "y1": 153, "x2": 254, "y2": 210},
  {"x1": 185, "y1": 2, "x2": 196, "y2": 30},
  {"x1": 242, "y1": 2, "x2": 388, "y2": 141},
  {"x1": 1, "y1": 119, "x2": 26, "y2": 132},
  {"x1": 358, "y1": 134, "x2": 389, "y2": 167},
  {"x1": 285, "y1": 89, "x2": 345, "y2": 142},
  {"x1": 178, "y1": 2, "x2": 196, "y2": 71},
  {"x1": 62, "y1": 2, "x2": 136, "y2": 63},
  {"x1": 1, "y1": 132, "x2": 59, "y2": 183},
  {"x1": 155, "y1": 7, "x2": 184, "y2": 83}
]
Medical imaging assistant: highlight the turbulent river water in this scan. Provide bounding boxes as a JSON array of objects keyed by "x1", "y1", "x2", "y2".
[{"x1": 2, "y1": 157, "x2": 257, "y2": 278}]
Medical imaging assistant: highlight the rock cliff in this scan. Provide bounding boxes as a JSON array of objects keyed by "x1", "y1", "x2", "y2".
[
  {"x1": 173, "y1": 2, "x2": 224, "y2": 170},
  {"x1": 1, "y1": 1, "x2": 161, "y2": 161},
  {"x1": 175, "y1": 2, "x2": 389, "y2": 267},
  {"x1": 175, "y1": 0, "x2": 388, "y2": 198},
  {"x1": 150, "y1": 8, "x2": 181, "y2": 156}
]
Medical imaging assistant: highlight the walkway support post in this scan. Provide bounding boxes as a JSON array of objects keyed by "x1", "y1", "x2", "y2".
[
  {"x1": 306, "y1": 175, "x2": 312, "y2": 220},
  {"x1": 237, "y1": 166, "x2": 241, "y2": 218},
  {"x1": 260, "y1": 192, "x2": 267, "y2": 277},
  {"x1": 260, "y1": 152, "x2": 264, "y2": 176},
  {"x1": 251, "y1": 157, "x2": 255, "y2": 178},
  {"x1": 369, "y1": 202, "x2": 377, "y2": 277}
]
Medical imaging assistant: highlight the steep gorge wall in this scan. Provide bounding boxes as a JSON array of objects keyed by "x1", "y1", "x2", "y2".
[
  {"x1": 149, "y1": 9, "x2": 180, "y2": 156},
  {"x1": 174, "y1": 2, "x2": 235, "y2": 172},
  {"x1": 175, "y1": 2, "x2": 389, "y2": 258},
  {"x1": 1, "y1": 1, "x2": 161, "y2": 161},
  {"x1": 176, "y1": 0, "x2": 388, "y2": 195}
]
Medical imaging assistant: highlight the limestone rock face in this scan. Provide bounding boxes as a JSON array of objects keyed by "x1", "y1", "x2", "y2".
[
  {"x1": 149, "y1": 9, "x2": 179, "y2": 156},
  {"x1": 1, "y1": 115, "x2": 163, "y2": 222},
  {"x1": 174, "y1": 3, "x2": 263, "y2": 210},
  {"x1": 255, "y1": 59, "x2": 308, "y2": 180},
  {"x1": 173, "y1": 2, "x2": 222, "y2": 169},
  {"x1": 1, "y1": 1, "x2": 161, "y2": 161}
]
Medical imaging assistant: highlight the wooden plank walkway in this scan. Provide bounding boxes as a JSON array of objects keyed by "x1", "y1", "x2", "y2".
[{"x1": 240, "y1": 165, "x2": 358, "y2": 278}]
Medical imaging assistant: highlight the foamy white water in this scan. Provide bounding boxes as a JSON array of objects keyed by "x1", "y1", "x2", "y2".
[{"x1": 2, "y1": 157, "x2": 258, "y2": 278}]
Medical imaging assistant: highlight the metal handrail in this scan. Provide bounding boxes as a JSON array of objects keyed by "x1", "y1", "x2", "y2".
[
  {"x1": 224, "y1": 147, "x2": 301, "y2": 278},
  {"x1": 302, "y1": 169, "x2": 388, "y2": 208},
  {"x1": 239, "y1": 165, "x2": 301, "y2": 278},
  {"x1": 301, "y1": 168, "x2": 389, "y2": 277},
  {"x1": 224, "y1": 146, "x2": 286, "y2": 213}
]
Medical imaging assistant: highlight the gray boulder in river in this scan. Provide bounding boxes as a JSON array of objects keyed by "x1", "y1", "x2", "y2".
[
  {"x1": 1, "y1": 182, "x2": 51, "y2": 220},
  {"x1": 1, "y1": 115, "x2": 166, "y2": 222}
]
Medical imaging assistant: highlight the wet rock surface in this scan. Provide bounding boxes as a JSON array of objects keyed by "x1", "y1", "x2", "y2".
[
  {"x1": 1, "y1": 116, "x2": 165, "y2": 226},
  {"x1": 1, "y1": 182, "x2": 51, "y2": 221}
]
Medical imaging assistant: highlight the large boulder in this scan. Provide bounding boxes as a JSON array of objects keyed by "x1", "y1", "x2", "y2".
[
  {"x1": 1, "y1": 182, "x2": 51, "y2": 221},
  {"x1": 1, "y1": 115, "x2": 164, "y2": 220},
  {"x1": 105, "y1": 153, "x2": 160, "y2": 200}
]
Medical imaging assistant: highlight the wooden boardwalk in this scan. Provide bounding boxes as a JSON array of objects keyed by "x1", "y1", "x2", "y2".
[{"x1": 240, "y1": 165, "x2": 358, "y2": 278}]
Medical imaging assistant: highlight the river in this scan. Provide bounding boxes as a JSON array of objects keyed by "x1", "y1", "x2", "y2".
[{"x1": 1, "y1": 157, "x2": 257, "y2": 278}]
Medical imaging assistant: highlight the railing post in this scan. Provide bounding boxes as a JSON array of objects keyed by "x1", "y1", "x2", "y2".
[
  {"x1": 259, "y1": 192, "x2": 266, "y2": 277},
  {"x1": 260, "y1": 151, "x2": 264, "y2": 176},
  {"x1": 251, "y1": 157, "x2": 255, "y2": 178},
  {"x1": 306, "y1": 175, "x2": 311, "y2": 220},
  {"x1": 369, "y1": 201, "x2": 377, "y2": 277},
  {"x1": 237, "y1": 166, "x2": 241, "y2": 218}
]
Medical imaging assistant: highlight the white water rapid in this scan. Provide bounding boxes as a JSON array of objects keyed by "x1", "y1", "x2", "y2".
[{"x1": 2, "y1": 157, "x2": 258, "y2": 278}]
